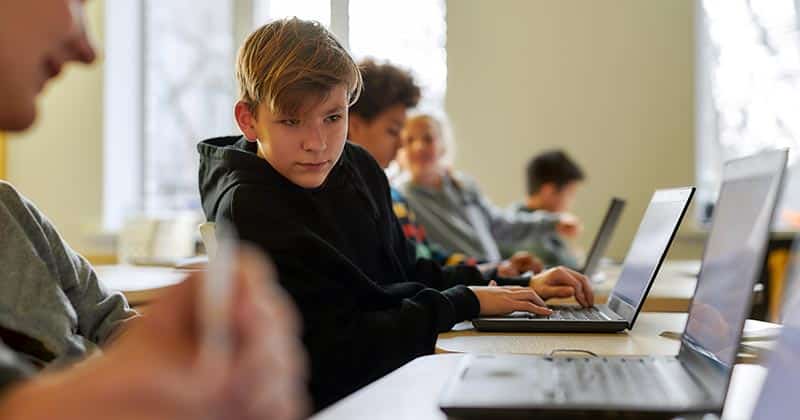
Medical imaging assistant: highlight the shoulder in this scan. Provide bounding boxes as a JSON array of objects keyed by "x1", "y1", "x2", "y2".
[
  {"x1": 341, "y1": 142, "x2": 383, "y2": 175},
  {"x1": 0, "y1": 181, "x2": 44, "y2": 225},
  {"x1": 449, "y1": 171, "x2": 479, "y2": 191},
  {"x1": 0, "y1": 181, "x2": 25, "y2": 205},
  {"x1": 341, "y1": 141, "x2": 391, "y2": 193}
]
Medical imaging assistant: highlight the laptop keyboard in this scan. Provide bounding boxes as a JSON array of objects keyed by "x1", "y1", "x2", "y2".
[
  {"x1": 549, "y1": 306, "x2": 607, "y2": 321},
  {"x1": 508, "y1": 306, "x2": 609, "y2": 321},
  {"x1": 467, "y1": 356, "x2": 704, "y2": 406}
]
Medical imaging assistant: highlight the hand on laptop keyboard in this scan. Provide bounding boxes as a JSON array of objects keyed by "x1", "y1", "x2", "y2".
[
  {"x1": 529, "y1": 267, "x2": 594, "y2": 307},
  {"x1": 469, "y1": 284, "x2": 553, "y2": 316}
]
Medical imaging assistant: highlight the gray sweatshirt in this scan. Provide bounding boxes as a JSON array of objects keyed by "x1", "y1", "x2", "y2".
[
  {"x1": 0, "y1": 182, "x2": 137, "y2": 391},
  {"x1": 395, "y1": 172, "x2": 559, "y2": 261},
  {"x1": 503, "y1": 202, "x2": 580, "y2": 269}
]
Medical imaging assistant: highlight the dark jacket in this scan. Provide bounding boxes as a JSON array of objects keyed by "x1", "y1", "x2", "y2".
[{"x1": 197, "y1": 137, "x2": 483, "y2": 410}]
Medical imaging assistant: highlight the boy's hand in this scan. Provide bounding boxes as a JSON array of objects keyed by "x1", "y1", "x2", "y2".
[
  {"x1": 529, "y1": 267, "x2": 594, "y2": 307},
  {"x1": 1, "y1": 247, "x2": 308, "y2": 420},
  {"x1": 556, "y1": 214, "x2": 582, "y2": 238},
  {"x1": 469, "y1": 284, "x2": 552, "y2": 316}
]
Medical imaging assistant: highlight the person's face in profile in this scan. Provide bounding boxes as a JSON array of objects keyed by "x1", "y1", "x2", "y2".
[
  {"x1": 0, "y1": 0, "x2": 96, "y2": 131},
  {"x1": 536, "y1": 181, "x2": 581, "y2": 213},
  {"x1": 348, "y1": 103, "x2": 407, "y2": 169}
]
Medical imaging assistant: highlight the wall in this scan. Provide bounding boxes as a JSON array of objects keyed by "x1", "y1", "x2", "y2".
[{"x1": 446, "y1": 0, "x2": 701, "y2": 260}]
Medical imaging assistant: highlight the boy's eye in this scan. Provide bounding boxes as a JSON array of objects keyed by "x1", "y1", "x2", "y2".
[
  {"x1": 281, "y1": 119, "x2": 300, "y2": 127},
  {"x1": 325, "y1": 114, "x2": 343, "y2": 123}
]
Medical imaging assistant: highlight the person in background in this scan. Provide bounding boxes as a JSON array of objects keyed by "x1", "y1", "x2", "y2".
[
  {"x1": 505, "y1": 150, "x2": 585, "y2": 269},
  {"x1": 347, "y1": 59, "x2": 542, "y2": 278},
  {"x1": 396, "y1": 113, "x2": 581, "y2": 265}
]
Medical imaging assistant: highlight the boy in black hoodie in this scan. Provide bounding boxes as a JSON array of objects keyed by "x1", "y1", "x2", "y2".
[{"x1": 198, "y1": 18, "x2": 594, "y2": 411}]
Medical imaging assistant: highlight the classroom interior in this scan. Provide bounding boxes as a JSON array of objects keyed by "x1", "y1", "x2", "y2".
[{"x1": 2, "y1": 1, "x2": 799, "y2": 419}]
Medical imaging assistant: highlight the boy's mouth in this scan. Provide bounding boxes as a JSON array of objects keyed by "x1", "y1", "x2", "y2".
[{"x1": 297, "y1": 160, "x2": 331, "y2": 170}]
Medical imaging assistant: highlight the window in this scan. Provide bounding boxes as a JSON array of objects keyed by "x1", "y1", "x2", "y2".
[
  {"x1": 349, "y1": 0, "x2": 447, "y2": 111},
  {"x1": 104, "y1": 0, "x2": 446, "y2": 230},
  {"x1": 696, "y1": 0, "x2": 800, "y2": 228}
]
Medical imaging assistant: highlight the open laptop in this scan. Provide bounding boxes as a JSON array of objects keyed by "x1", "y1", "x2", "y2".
[
  {"x1": 749, "y1": 234, "x2": 800, "y2": 420},
  {"x1": 440, "y1": 149, "x2": 788, "y2": 419},
  {"x1": 579, "y1": 197, "x2": 625, "y2": 279},
  {"x1": 473, "y1": 187, "x2": 693, "y2": 333}
]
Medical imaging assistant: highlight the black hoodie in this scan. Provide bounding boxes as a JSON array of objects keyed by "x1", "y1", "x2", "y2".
[{"x1": 197, "y1": 136, "x2": 483, "y2": 410}]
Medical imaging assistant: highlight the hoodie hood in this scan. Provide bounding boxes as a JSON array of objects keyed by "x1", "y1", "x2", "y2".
[{"x1": 197, "y1": 135, "x2": 376, "y2": 222}]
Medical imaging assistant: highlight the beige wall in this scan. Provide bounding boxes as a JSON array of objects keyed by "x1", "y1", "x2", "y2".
[
  {"x1": 446, "y1": 0, "x2": 700, "y2": 260},
  {"x1": 6, "y1": 1, "x2": 105, "y2": 253}
]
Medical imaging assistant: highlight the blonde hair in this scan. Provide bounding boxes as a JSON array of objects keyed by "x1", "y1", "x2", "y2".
[
  {"x1": 406, "y1": 111, "x2": 457, "y2": 166},
  {"x1": 236, "y1": 18, "x2": 362, "y2": 116}
]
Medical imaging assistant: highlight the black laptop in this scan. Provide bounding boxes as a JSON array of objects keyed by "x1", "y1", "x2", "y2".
[
  {"x1": 579, "y1": 197, "x2": 625, "y2": 279},
  {"x1": 473, "y1": 187, "x2": 693, "y2": 333},
  {"x1": 439, "y1": 149, "x2": 788, "y2": 419}
]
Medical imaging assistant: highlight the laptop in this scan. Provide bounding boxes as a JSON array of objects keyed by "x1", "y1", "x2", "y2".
[
  {"x1": 579, "y1": 197, "x2": 625, "y2": 279},
  {"x1": 440, "y1": 149, "x2": 788, "y2": 419},
  {"x1": 750, "y1": 234, "x2": 800, "y2": 420},
  {"x1": 473, "y1": 187, "x2": 693, "y2": 333}
]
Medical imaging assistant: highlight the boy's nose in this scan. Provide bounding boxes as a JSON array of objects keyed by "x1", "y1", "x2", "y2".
[{"x1": 302, "y1": 126, "x2": 327, "y2": 152}]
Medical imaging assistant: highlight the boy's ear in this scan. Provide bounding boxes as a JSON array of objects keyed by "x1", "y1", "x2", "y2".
[
  {"x1": 234, "y1": 100, "x2": 259, "y2": 142},
  {"x1": 348, "y1": 114, "x2": 365, "y2": 142},
  {"x1": 539, "y1": 183, "x2": 557, "y2": 197}
]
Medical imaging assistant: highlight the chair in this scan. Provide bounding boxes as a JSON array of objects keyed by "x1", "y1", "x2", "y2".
[{"x1": 198, "y1": 221, "x2": 217, "y2": 259}]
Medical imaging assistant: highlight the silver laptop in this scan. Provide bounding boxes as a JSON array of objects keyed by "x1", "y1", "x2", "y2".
[
  {"x1": 473, "y1": 187, "x2": 693, "y2": 333},
  {"x1": 440, "y1": 149, "x2": 788, "y2": 419},
  {"x1": 750, "y1": 234, "x2": 800, "y2": 420},
  {"x1": 580, "y1": 197, "x2": 625, "y2": 279}
]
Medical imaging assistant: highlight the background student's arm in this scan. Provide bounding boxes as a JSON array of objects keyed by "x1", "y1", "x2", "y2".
[{"x1": 468, "y1": 178, "x2": 561, "y2": 247}]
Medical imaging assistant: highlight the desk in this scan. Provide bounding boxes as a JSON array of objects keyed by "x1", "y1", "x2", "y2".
[
  {"x1": 311, "y1": 354, "x2": 768, "y2": 420},
  {"x1": 94, "y1": 265, "x2": 188, "y2": 306},
  {"x1": 436, "y1": 313, "x2": 777, "y2": 358},
  {"x1": 93, "y1": 259, "x2": 698, "y2": 310}
]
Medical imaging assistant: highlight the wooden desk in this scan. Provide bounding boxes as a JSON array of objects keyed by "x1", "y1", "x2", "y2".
[
  {"x1": 311, "y1": 354, "x2": 769, "y2": 420},
  {"x1": 94, "y1": 265, "x2": 188, "y2": 306},
  {"x1": 437, "y1": 313, "x2": 777, "y2": 358},
  {"x1": 572, "y1": 260, "x2": 698, "y2": 312}
]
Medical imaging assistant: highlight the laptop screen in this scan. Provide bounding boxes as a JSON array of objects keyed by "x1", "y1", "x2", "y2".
[
  {"x1": 582, "y1": 198, "x2": 625, "y2": 278},
  {"x1": 750, "y1": 236, "x2": 800, "y2": 420},
  {"x1": 610, "y1": 188, "x2": 693, "y2": 313},
  {"x1": 683, "y1": 175, "x2": 781, "y2": 367},
  {"x1": 681, "y1": 150, "x2": 787, "y2": 371}
]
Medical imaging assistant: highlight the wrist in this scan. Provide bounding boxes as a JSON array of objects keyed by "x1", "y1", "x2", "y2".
[{"x1": 529, "y1": 278, "x2": 548, "y2": 299}]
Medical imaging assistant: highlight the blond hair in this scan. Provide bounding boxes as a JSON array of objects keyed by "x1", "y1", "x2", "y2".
[{"x1": 236, "y1": 18, "x2": 362, "y2": 116}]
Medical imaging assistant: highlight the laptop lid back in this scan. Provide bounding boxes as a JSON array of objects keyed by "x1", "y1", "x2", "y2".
[
  {"x1": 750, "y1": 234, "x2": 800, "y2": 419},
  {"x1": 582, "y1": 197, "x2": 626, "y2": 278},
  {"x1": 606, "y1": 187, "x2": 695, "y2": 327},
  {"x1": 677, "y1": 149, "x2": 788, "y2": 409}
]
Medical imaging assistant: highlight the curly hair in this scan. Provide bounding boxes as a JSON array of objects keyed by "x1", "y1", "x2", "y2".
[{"x1": 349, "y1": 59, "x2": 420, "y2": 121}]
